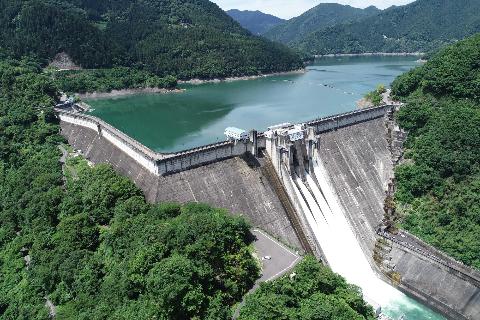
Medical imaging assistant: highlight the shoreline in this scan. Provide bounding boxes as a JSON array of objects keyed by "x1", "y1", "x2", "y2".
[
  {"x1": 314, "y1": 52, "x2": 425, "y2": 58},
  {"x1": 77, "y1": 87, "x2": 185, "y2": 100},
  {"x1": 178, "y1": 69, "x2": 306, "y2": 85},
  {"x1": 76, "y1": 69, "x2": 306, "y2": 99}
]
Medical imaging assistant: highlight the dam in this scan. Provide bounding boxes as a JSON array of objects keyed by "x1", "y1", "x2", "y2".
[{"x1": 56, "y1": 104, "x2": 480, "y2": 320}]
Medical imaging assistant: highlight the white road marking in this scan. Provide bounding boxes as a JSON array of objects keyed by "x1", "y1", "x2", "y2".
[{"x1": 252, "y1": 229, "x2": 301, "y2": 282}]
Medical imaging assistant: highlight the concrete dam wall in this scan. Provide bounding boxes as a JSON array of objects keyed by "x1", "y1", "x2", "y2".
[
  {"x1": 306, "y1": 117, "x2": 479, "y2": 320},
  {"x1": 57, "y1": 104, "x2": 480, "y2": 319},
  {"x1": 60, "y1": 121, "x2": 302, "y2": 249},
  {"x1": 56, "y1": 105, "x2": 391, "y2": 176},
  {"x1": 57, "y1": 110, "x2": 255, "y2": 176}
]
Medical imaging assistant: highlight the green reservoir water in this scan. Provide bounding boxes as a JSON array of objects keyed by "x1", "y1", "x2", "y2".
[
  {"x1": 88, "y1": 56, "x2": 446, "y2": 320},
  {"x1": 88, "y1": 56, "x2": 419, "y2": 152}
]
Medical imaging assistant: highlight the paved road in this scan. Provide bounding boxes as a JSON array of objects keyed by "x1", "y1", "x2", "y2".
[
  {"x1": 233, "y1": 229, "x2": 301, "y2": 319},
  {"x1": 252, "y1": 229, "x2": 301, "y2": 282}
]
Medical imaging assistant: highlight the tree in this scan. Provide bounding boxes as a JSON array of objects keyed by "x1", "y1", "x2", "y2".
[{"x1": 238, "y1": 256, "x2": 375, "y2": 320}]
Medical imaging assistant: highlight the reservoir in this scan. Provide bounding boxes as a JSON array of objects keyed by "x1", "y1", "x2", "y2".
[
  {"x1": 87, "y1": 56, "x2": 445, "y2": 319},
  {"x1": 88, "y1": 56, "x2": 419, "y2": 153}
]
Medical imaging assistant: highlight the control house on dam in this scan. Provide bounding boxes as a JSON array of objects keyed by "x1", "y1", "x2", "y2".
[{"x1": 56, "y1": 104, "x2": 480, "y2": 320}]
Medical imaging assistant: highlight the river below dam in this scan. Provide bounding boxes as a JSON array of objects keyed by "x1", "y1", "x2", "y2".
[
  {"x1": 87, "y1": 56, "x2": 446, "y2": 319},
  {"x1": 88, "y1": 56, "x2": 419, "y2": 153}
]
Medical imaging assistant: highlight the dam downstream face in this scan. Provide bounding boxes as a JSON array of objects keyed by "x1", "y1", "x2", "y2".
[
  {"x1": 292, "y1": 159, "x2": 445, "y2": 319},
  {"x1": 87, "y1": 56, "x2": 418, "y2": 152}
]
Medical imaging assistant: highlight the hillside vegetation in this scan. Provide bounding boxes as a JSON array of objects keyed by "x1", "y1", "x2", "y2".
[
  {"x1": 285, "y1": 0, "x2": 480, "y2": 55},
  {"x1": 0, "y1": 56, "x2": 260, "y2": 319},
  {"x1": 391, "y1": 33, "x2": 480, "y2": 269},
  {"x1": 0, "y1": 0, "x2": 302, "y2": 80},
  {"x1": 264, "y1": 3, "x2": 379, "y2": 46},
  {"x1": 238, "y1": 256, "x2": 375, "y2": 320},
  {"x1": 51, "y1": 68, "x2": 177, "y2": 94},
  {"x1": 227, "y1": 9, "x2": 285, "y2": 35}
]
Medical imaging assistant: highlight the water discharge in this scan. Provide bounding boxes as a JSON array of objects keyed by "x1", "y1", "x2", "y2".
[{"x1": 289, "y1": 157, "x2": 445, "y2": 320}]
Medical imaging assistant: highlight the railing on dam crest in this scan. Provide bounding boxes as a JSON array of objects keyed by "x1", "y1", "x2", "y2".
[{"x1": 55, "y1": 104, "x2": 395, "y2": 176}]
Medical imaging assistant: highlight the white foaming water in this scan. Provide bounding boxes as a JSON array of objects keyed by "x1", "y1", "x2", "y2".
[{"x1": 289, "y1": 158, "x2": 444, "y2": 319}]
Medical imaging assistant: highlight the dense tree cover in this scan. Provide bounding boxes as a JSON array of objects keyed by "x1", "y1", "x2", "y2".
[
  {"x1": 390, "y1": 34, "x2": 480, "y2": 269},
  {"x1": 0, "y1": 0, "x2": 303, "y2": 79},
  {"x1": 364, "y1": 84, "x2": 386, "y2": 107},
  {"x1": 264, "y1": 4, "x2": 379, "y2": 46},
  {"x1": 51, "y1": 68, "x2": 177, "y2": 94},
  {"x1": 284, "y1": 0, "x2": 480, "y2": 55},
  {"x1": 227, "y1": 9, "x2": 285, "y2": 35},
  {"x1": 0, "y1": 57, "x2": 260, "y2": 319},
  {"x1": 238, "y1": 256, "x2": 375, "y2": 320},
  {"x1": 391, "y1": 34, "x2": 480, "y2": 100}
]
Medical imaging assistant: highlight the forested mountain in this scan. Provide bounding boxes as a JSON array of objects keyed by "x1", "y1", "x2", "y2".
[
  {"x1": 263, "y1": 3, "x2": 380, "y2": 45},
  {"x1": 292, "y1": 0, "x2": 480, "y2": 55},
  {"x1": 0, "y1": 0, "x2": 302, "y2": 79},
  {"x1": 227, "y1": 9, "x2": 285, "y2": 35},
  {"x1": 391, "y1": 33, "x2": 480, "y2": 269}
]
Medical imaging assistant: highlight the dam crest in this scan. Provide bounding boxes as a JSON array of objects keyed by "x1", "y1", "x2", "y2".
[{"x1": 55, "y1": 105, "x2": 390, "y2": 176}]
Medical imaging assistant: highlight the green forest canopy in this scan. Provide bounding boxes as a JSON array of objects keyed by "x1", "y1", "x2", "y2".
[
  {"x1": 391, "y1": 33, "x2": 480, "y2": 269},
  {"x1": 0, "y1": 54, "x2": 374, "y2": 319},
  {"x1": 263, "y1": 3, "x2": 379, "y2": 46},
  {"x1": 0, "y1": 55, "x2": 260, "y2": 319},
  {"x1": 226, "y1": 9, "x2": 285, "y2": 35},
  {"x1": 239, "y1": 256, "x2": 375, "y2": 320},
  {"x1": 287, "y1": 0, "x2": 480, "y2": 55},
  {"x1": 51, "y1": 68, "x2": 178, "y2": 94},
  {"x1": 0, "y1": 0, "x2": 303, "y2": 80}
]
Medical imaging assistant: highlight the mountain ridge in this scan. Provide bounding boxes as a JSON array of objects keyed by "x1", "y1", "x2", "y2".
[
  {"x1": 0, "y1": 0, "x2": 303, "y2": 79},
  {"x1": 264, "y1": 3, "x2": 381, "y2": 45},
  {"x1": 289, "y1": 0, "x2": 480, "y2": 55},
  {"x1": 227, "y1": 9, "x2": 285, "y2": 35}
]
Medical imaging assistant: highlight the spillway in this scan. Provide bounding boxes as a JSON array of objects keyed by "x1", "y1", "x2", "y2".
[{"x1": 289, "y1": 157, "x2": 444, "y2": 319}]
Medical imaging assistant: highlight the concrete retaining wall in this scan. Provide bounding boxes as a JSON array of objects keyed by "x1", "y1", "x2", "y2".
[{"x1": 390, "y1": 244, "x2": 480, "y2": 320}]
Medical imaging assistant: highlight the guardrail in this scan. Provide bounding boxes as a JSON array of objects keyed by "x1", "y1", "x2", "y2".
[
  {"x1": 377, "y1": 230, "x2": 480, "y2": 288},
  {"x1": 56, "y1": 108, "x2": 160, "y2": 160},
  {"x1": 56, "y1": 104, "x2": 394, "y2": 175},
  {"x1": 307, "y1": 105, "x2": 393, "y2": 133}
]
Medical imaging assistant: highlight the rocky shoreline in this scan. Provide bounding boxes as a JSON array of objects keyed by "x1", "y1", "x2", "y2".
[
  {"x1": 75, "y1": 69, "x2": 306, "y2": 99},
  {"x1": 76, "y1": 87, "x2": 185, "y2": 100},
  {"x1": 179, "y1": 69, "x2": 306, "y2": 85},
  {"x1": 315, "y1": 52, "x2": 425, "y2": 58}
]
